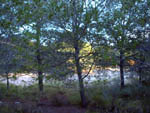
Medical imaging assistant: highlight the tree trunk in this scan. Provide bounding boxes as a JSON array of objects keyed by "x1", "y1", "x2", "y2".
[
  {"x1": 37, "y1": 49, "x2": 43, "y2": 92},
  {"x1": 6, "y1": 73, "x2": 9, "y2": 90},
  {"x1": 139, "y1": 53, "x2": 145, "y2": 83},
  {"x1": 138, "y1": 67, "x2": 142, "y2": 83},
  {"x1": 120, "y1": 50, "x2": 125, "y2": 89},
  {"x1": 38, "y1": 70, "x2": 43, "y2": 92},
  {"x1": 72, "y1": 0, "x2": 86, "y2": 107},
  {"x1": 74, "y1": 43, "x2": 87, "y2": 107}
]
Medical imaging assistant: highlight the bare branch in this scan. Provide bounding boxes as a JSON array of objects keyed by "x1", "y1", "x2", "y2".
[{"x1": 82, "y1": 61, "x2": 95, "y2": 80}]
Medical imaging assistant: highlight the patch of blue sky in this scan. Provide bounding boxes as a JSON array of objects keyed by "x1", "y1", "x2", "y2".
[{"x1": 19, "y1": 23, "x2": 36, "y2": 34}]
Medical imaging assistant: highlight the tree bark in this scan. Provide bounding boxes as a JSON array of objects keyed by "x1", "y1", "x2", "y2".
[
  {"x1": 37, "y1": 49, "x2": 43, "y2": 92},
  {"x1": 74, "y1": 42, "x2": 87, "y2": 107},
  {"x1": 138, "y1": 67, "x2": 142, "y2": 83},
  {"x1": 38, "y1": 70, "x2": 43, "y2": 92},
  {"x1": 6, "y1": 73, "x2": 9, "y2": 90},
  {"x1": 72, "y1": 0, "x2": 87, "y2": 107},
  {"x1": 138, "y1": 53, "x2": 145, "y2": 83},
  {"x1": 120, "y1": 50, "x2": 125, "y2": 89},
  {"x1": 36, "y1": 23, "x2": 43, "y2": 92}
]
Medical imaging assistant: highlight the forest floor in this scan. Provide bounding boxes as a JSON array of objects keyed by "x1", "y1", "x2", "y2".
[
  {"x1": 0, "y1": 99, "x2": 87, "y2": 113},
  {"x1": 0, "y1": 81, "x2": 150, "y2": 113},
  {"x1": 0, "y1": 101, "x2": 87, "y2": 113},
  {"x1": 0, "y1": 90, "x2": 89, "y2": 113}
]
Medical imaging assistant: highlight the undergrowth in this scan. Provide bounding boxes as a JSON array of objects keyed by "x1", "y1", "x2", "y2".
[{"x1": 0, "y1": 80, "x2": 150, "y2": 113}]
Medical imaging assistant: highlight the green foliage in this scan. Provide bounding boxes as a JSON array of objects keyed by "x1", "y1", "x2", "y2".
[{"x1": 0, "y1": 0, "x2": 150, "y2": 112}]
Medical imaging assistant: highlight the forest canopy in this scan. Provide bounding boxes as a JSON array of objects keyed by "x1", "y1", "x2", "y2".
[{"x1": 0, "y1": 0, "x2": 150, "y2": 113}]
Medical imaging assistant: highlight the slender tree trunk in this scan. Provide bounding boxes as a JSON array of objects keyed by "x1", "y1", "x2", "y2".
[
  {"x1": 37, "y1": 49, "x2": 43, "y2": 92},
  {"x1": 38, "y1": 70, "x2": 43, "y2": 92},
  {"x1": 6, "y1": 73, "x2": 9, "y2": 90},
  {"x1": 36, "y1": 23, "x2": 43, "y2": 92},
  {"x1": 139, "y1": 53, "x2": 145, "y2": 83},
  {"x1": 74, "y1": 43, "x2": 87, "y2": 107},
  {"x1": 138, "y1": 67, "x2": 142, "y2": 83},
  {"x1": 71, "y1": 0, "x2": 86, "y2": 107},
  {"x1": 120, "y1": 50, "x2": 125, "y2": 89}
]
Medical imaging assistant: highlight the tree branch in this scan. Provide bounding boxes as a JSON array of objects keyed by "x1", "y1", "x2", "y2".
[{"x1": 82, "y1": 61, "x2": 94, "y2": 80}]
